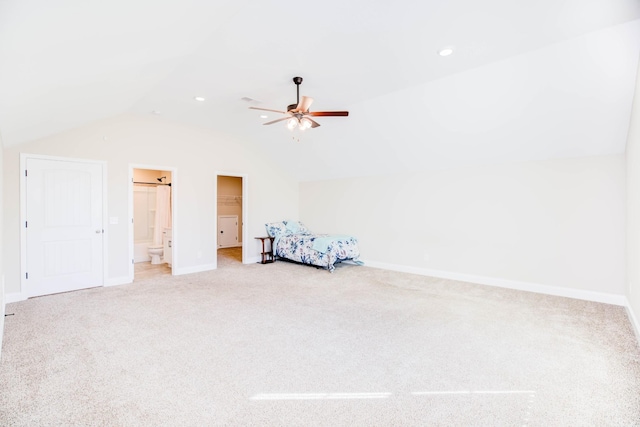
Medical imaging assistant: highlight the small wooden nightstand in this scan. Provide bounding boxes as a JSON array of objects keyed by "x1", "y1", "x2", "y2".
[{"x1": 255, "y1": 236, "x2": 275, "y2": 264}]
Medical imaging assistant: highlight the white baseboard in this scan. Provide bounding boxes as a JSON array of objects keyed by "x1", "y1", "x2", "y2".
[
  {"x1": 6, "y1": 276, "x2": 131, "y2": 299},
  {"x1": 104, "y1": 276, "x2": 132, "y2": 287},
  {"x1": 173, "y1": 263, "x2": 217, "y2": 275},
  {"x1": 362, "y1": 260, "x2": 627, "y2": 306},
  {"x1": 1, "y1": 274, "x2": 5, "y2": 359},
  {"x1": 5, "y1": 291, "x2": 26, "y2": 304},
  {"x1": 626, "y1": 301, "x2": 640, "y2": 344},
  {"x1": 244, "y1": 256, "x2": 263, "y2": 264}
]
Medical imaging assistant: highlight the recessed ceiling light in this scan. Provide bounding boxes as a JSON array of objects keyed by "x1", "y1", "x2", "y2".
[
  {"x1": 438, "y1": 47, "x2": 454, "y2": 57},
  {"x1": 194, "y1": 96, "x2": 205, "y2": 102},
  {"x1": 260, "y1": 115, "x2": 268, "y2": 119}
]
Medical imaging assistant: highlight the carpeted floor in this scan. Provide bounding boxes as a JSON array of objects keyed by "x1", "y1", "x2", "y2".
[{"x1": 1, "y1": 260, "x2": 639, "y2": 426}]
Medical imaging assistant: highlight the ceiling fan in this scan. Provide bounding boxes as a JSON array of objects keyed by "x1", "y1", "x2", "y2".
[{"x1": 249, "y1": 77, "x2": 348, "y2": 130}]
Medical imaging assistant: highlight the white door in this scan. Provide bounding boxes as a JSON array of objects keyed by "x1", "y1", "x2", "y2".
[
  {"x1": 218, "y1": 215, "x2": 238, "y2": 248},
  {"x1": 25, "y1": 158, "x2": 104, "y2": 297}
]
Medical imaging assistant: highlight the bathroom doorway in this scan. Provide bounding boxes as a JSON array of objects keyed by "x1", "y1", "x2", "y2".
[
  {"x1": 216, "y1": 174, "x2": 245, "y2": 267},
  {"x1": 130, "y1": 166, "x2": 175, "y2": 281}
]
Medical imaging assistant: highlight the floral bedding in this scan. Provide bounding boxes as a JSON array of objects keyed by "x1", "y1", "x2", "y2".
[{"x1": 265, "y1": 221, "x2": 361, "y2": 272}]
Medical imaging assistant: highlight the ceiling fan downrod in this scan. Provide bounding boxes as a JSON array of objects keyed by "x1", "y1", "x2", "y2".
[
  {"x1": 293, "y1": 76, "x2": 303, "y2": 103},
  {"x1": 287, "y1": 76, "x2": 303, "y2": 111}
]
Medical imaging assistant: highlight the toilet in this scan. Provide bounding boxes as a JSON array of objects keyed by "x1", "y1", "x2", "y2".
[{"x1": 148, "y1": 244, "x2": 164, "y2": 264}]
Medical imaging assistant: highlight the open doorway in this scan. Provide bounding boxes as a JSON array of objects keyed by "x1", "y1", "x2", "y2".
[
  {"x1": 217, "y1": 175, "x2": 244, "y2": 267},
  {"x1": 130, "y1": 166, "x2": 175, "y2": 281}
]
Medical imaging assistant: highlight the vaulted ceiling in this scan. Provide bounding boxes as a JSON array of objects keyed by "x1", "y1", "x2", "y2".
[{"x1": 1, "y1": 0, "x2": 639, "y2": 180}]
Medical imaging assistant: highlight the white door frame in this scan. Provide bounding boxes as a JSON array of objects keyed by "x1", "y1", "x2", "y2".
[
  {"x1": 20, "y1": 153, "x2": 108, "y2": 298},
  {"x1": 215, "y1": 172, "x2": 248, "y2": 264},
  {"x1": 128, "y1": 164, "x2": 177, "y2": 281}
]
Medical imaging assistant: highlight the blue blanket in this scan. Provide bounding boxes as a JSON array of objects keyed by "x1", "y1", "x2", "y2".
[{"x1": 312, "y1": 235, "x2": 354, "y2": 254}]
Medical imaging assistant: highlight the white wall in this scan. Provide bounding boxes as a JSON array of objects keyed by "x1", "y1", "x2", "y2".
[
  {"x1": 626, "y1": 55, "x2": 640, "y2": 332},
  {"x1": 301, "y1": 155, "x2": 626, "y2": 298},
  {"x1": 0, "y1": 133, "x2": 5, "y2": 357},
  {"x1": 3, "y1": 113, "x2": 298, "y2": 295}
]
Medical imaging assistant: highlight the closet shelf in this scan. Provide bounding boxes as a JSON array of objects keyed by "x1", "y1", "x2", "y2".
[{"x1": 217, "y1": 195, "x2": 242, "y2": 205}]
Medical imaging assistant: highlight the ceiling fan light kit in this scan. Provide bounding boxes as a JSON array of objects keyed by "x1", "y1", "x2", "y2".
[{"x1": 249, "y1": 76, "x2": 348, "y2": 132}]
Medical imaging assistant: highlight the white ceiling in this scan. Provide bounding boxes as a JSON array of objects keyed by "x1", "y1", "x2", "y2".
[{"x1": 1, "y1": 0, "x2": 639, "y2": 180}]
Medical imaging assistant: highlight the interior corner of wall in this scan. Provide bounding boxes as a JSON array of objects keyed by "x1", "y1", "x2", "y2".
[{"x1": 625, "y1": 299, "x2": 640, "y2": 346}]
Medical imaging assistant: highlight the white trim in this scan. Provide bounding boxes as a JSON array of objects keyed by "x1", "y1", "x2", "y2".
[
  {"x1": 1, "y1": 274, "x2": 5, "y2": 359},
  {"x1": 173, "y1": 263, "x2": 217, "y2": 276},
  {"x1": 626, "y1": 300, "x2": 640, "y2": 344},
  {"x1": 129, "y1": 164, "x2": 177, "y2": 282},
  {"x1": 215, "y1": 172, "x2": 249, "y2": 265},
  {"x1": 102, "y1": 162, "x2": 109, "y2": 288},
  {"x1": 6, "y1": 292, "x2": 26, "y2": 304},
  {"x1": 104, "y1": 276, "x2": 132, "y2": 287},
  {"x1": 245, "y1": 256, "x2": 262, "y2": 264},
  {"x1": 362, "y1": 260, "x2": 627, "y2": 306},
  {"x1": 20, "y1": 153, "x2": 108, "y2": 298}
]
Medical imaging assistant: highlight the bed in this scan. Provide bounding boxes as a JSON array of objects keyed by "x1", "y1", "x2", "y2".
[{"x1": 265, "y1": 220, "x2": 362, "y2": 272}]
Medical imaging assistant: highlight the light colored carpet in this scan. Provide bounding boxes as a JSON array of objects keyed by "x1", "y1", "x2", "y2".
[{"x1": 1, "y1": 260, "x2": 639, "y2": 426}]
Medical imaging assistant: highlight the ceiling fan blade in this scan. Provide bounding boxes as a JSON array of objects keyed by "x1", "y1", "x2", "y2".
[
  {"x1": 262, "y1": 116, "x2": 291, "y2": 126},
  {"x1": 296, "y1": 96, "x2": 314, "y2": 112},
  {"x1": 307, "y1": 117, "x2": 321, "y2": 128},
  {"x1": 308, "y1": 111, "x2": 349, "y2": 117},
  {"x1": 249, "y1": 106, "x2": 287, "y2": 114}
]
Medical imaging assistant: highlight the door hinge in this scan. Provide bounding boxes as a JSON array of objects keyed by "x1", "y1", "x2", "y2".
[
  {"x1": 25, "y1": 169, "x2": 28, "y2": 177},
  {"x1": 25, "y1": 221, "x2": 27, "y2": 228},
  {"x1": 26, "y1": 272, "x2": 28, "y2": 279},
  {"x1": 132, "y1": 259, "x2": 134, "y2": 264}
]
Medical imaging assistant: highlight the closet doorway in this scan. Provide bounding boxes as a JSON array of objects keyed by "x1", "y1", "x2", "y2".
[
  {"x1": 216, "y1": 174, "x2": 246, "y2": 267},
  {"x1": 130, "y1": 166, "x2": 175, "y2": 281}
]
